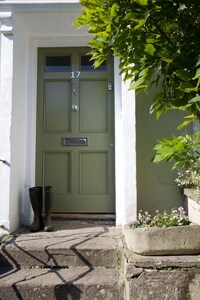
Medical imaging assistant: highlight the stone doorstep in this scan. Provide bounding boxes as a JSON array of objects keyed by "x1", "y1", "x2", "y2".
[
  {"x1": 0, "y1": 222, "x2": 125, "y2": 299},
  {"x1": 0, "y1": 222, "x2": 124, "y2": 269},
  {"x1": 3, "y1": 222, "x2": 200, "y2": 299},
  {"x1": 0, "y1": 245, "x2": 122, "y2": 269},
  {"x1": 0, "y1": 267, "x2": 124, "y2": 300}
]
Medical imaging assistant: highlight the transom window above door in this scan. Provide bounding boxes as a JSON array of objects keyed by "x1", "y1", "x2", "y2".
[
  {"x1": 45, "y1": 55, "x2": 71, "y2": 72},
  {"x1": 44, "y1": 53, "x2": 107, "y2": 72},
  {"x1": 80, "y1": 55, "x2": 107, "y2": 71}
]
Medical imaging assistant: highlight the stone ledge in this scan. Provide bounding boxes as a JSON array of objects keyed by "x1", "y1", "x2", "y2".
[
  {"x1": 184, "y1": 188, "x2": 200, "y2": 225},
  {"x1": 184, "y1": 188, "x2": 200, "y2": 203},
  {"x1": 125, "y1": 250, "x2": 200, "y2": 268},
  {"x1": 124, "y1": 250, "x2": 200, "y2": 299}
]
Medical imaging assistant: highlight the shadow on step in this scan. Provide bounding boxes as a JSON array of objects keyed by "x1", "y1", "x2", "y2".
[{"x1": 0, "y1": 224, "x2": 120, "y2": 299}]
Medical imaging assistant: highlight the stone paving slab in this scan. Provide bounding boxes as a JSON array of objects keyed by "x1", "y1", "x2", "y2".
[{"x1": 0, "y1": 267, "x2": 124, "y2": 300}]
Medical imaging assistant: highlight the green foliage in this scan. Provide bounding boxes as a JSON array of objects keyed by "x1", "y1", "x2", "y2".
[
  {"x1": 152, "y1": 131, "x2": 200, "y2": 188},
  {"x1": 75, "y1": 0, "x2": 200, "y2": 191},
  {"x1": 75, "y1": 0, "x2": 200, "y2": 118},
  {"x1": 135, "y1": 207, "x2": 190, "y2": 228},
  {"x1": 152, "y1": 132, "x2": 200, "y2": 170}
]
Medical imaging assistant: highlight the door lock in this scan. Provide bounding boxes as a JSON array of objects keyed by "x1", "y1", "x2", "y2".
[
  {"x1": 72, "y1": 105, "x2": 79, "y2": 112},
  {"x1": 73, "y1": 83, "x2": 78, "y2": 95}
]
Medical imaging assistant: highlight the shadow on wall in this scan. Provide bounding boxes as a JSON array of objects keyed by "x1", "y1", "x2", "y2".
[{"x1": 136, "y1": 90, "x2": 192, "y2": 214}]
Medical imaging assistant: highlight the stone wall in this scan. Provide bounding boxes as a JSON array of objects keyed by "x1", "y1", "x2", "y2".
[{"x1": 124, "y1": 250, "x2": 200, "y2": 300}]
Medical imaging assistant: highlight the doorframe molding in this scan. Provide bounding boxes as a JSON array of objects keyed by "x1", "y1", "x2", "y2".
[{"x1": 25, "y1": 37, "x2": 137, "y2": 226}]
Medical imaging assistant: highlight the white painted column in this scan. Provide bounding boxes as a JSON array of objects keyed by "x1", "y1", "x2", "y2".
[
  {"x1": 114, "y1": 57, "x2": 137, "y2": 225},
  {"x1": 0, "y1": 13, "x2": 13, "y2": 231}
]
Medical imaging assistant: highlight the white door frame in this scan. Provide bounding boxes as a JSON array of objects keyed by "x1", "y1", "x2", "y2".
[
  {"x1": 0, "y1": 6, "x2": 137, "y2": 232},
  {"x1": 24, "y1": 37, "x2": 137, "y2": 226}
]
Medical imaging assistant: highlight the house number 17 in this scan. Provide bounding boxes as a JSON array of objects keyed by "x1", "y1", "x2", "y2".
[{"x1": 71, "y1": 71, "x2": 81, "y2": 79}]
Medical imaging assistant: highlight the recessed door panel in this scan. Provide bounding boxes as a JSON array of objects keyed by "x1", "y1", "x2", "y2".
[
  {"x1": 43, "y1": 152, "x2": 71, "y2": 194},
  {"x1": 44, "y1": 80, "x2": 71, "y2": 133},
  {"x1": 80, "y1": 151, "x2": 108, "y2": 194},
  {"x1": 36, "y1": 47, "x2": 115, "y2": 213},
  {"x1": 80, "y1": 80, "x2": 107, "y2": 133}
]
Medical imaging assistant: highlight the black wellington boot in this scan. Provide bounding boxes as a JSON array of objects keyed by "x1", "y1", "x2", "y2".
[
  {"x1": 44, "y1": 186, "x2": 53, "y2": 232},
  {"x1": 29, "y1": 186, "x2": 44, "y2": 232}
]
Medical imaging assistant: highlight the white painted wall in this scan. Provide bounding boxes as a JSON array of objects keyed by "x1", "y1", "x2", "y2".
[
  {"x1": 0, "y1": 13, "x2": 29, "y2": 232},
  {"x1": 114, "y1": 60, "x2": 137, "y2": 225},
  {"x1": 0, "y1": 15, "x2": 13, "y2": 231},
  {"x1": 9, "y1": 16, "x2": 28, "y2": 232}
]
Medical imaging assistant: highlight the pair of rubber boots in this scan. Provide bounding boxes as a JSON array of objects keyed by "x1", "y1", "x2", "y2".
[{"x1": 29, "y1": 186, "x2": 53, "y2": 232}]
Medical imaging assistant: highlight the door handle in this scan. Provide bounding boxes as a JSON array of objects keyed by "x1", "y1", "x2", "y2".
[{"x1": 72, "y1": 105, "x2": 79, "y2": 112}]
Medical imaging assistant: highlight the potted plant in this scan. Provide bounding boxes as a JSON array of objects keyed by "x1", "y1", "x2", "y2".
[
  {"x1": 152, "y1": 131, "x2": 200, "y2": 224},
  {"x1": 124, "y1": 207, "x2": 200, "y2": 255}
]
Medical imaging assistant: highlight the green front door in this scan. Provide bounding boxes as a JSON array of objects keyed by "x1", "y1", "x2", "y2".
[{"x1": 36, "y1": 47, "x2": 115, "y2": 213}]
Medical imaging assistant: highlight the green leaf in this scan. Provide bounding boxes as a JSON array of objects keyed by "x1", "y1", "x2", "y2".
[
  {"x1": 130, "y1": 77, "x2": 146, "y2": 89},
  {"x1": 145, "y1": 44, "x2": 155, "y2": 56},
  {"x1": 196, "y1": 57, "x2": 200, "y2": 67},
  {"x1": 124, "y1": 12, "x2": 135, "y2": 21},
  {"x1": 134, "y1": 0, "x2": 148, "y2": 5},
  {"x1": 193, "y1": 68, "x2": 200, "y2": 80},
  {"x1": 177, "y1": 119, "x2": 193, "y2": 130},
  {"x1": 188, "y1": 95, "x2": 200, "y2": 103},
  {"x1": 110, "y1": 3, "x2": 119, "y2": 18},
  {"x1": 184, "y1": 114, "x2": 196, "y2": 119},
  {"x1": 139, "y1": 67, "x2": 149, "y2": 78},
  {"x1": 177, "y1": 82, "x2": 198, "y2": 93},
  {"x1": 174, "y1": 69, "x2": 192, "y2": 81},
  {"x1": 134, "y1": 19, "x2": 145, "y2": 29}
]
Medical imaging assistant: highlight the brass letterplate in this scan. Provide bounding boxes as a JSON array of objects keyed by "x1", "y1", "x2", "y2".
[{"x1": 61, "y1": 137, "x2": 88, "y2": 146}]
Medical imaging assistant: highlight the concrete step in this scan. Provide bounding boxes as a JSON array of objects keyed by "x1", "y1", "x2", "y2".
[
  {"x1": 0, "y1": 221, "x2": 125, "y2": 299},
  {"x1": 0, "y1": 222, "x2": 123, "y2": 269},
  {"x1": 0, "y1": 267, "x2": 124, "y2": 300}
]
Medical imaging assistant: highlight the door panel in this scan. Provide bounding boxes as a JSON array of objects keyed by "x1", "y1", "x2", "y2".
[
  {"x1": 80, "y1": 80, "x2": 108, "y2": 132},
  {"x1": 44, "y1": 152, "x2": 71, "y2": 194},
  {"x1": 44, "y1": 80, "x2": 71, "y2": 133},
  {"x1": 36, "y1": 47, "x2": 115, "y2": 213},
  {"x1": 80, "y1": 151, "x2": 108, "y2": 194}
]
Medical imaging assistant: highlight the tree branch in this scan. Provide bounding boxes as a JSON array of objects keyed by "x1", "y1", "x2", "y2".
[{"x1": 149, "y1": 15, "x2": 176, "y2": 48}]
